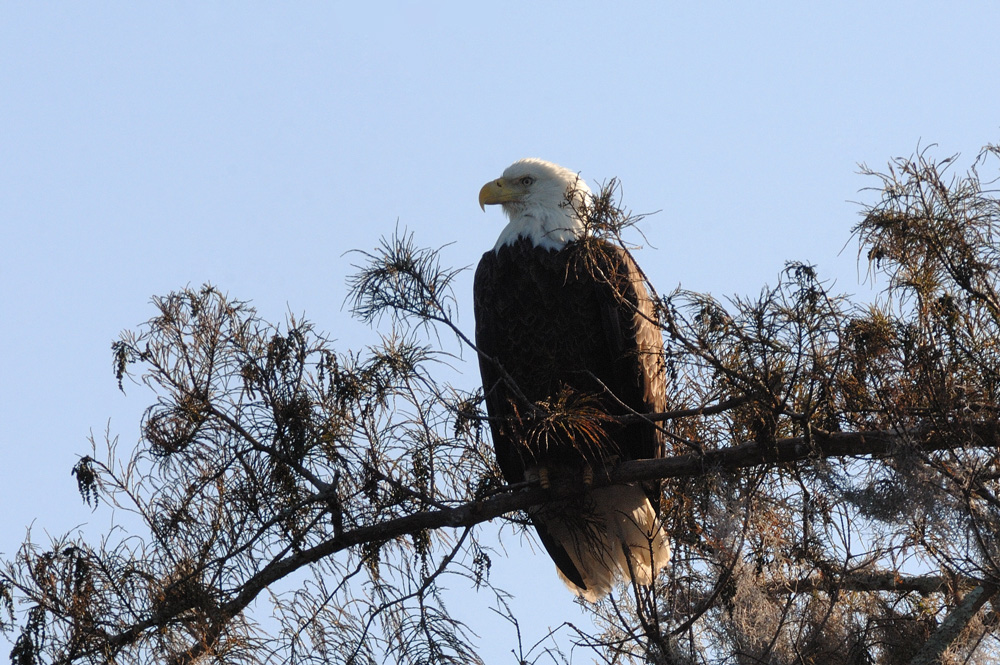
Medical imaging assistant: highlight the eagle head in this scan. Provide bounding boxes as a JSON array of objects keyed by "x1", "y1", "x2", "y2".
[{"x1": 479, "y1": 158, "x2": 592, "y2": 251}]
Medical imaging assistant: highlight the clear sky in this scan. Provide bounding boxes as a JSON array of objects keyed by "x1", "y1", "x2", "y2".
[{"x1": 3, "y1": 2, "x2": 1000, "y2": 660}]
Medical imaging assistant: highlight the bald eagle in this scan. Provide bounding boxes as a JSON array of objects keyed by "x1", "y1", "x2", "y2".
[{"x1": 475, "y1": 158, "x2": 670, "y2": 601}]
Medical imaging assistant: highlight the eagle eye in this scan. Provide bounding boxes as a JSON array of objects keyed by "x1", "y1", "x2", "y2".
[{"x1": 520, "y1": 176, "x2": 534, "y2": 186}]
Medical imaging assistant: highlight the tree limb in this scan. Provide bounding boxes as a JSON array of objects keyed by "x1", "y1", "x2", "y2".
[
  {"x1": 909, "y1": 582, "x2": 998, "y2": 665},
  {"x1": 769, "y1": 571, "x2": 952, "y2": 595}
]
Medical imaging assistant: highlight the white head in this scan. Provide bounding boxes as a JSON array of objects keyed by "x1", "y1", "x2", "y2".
[{"x1": 478, "y1": 158, "x2": 592, "y2": 251}]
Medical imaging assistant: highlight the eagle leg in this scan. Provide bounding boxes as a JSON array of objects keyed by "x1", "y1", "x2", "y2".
[
  {"x1": 525, "y1": 466, "x2": 552, "y2": 489},
  {"x1": 538, "y1": 466, "x2": 551, "y2": 489}
]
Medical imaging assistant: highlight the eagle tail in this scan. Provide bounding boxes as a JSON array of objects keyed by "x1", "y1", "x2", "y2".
[{"x1": 533, "y1": 485, "x2": 670, "y2": 602}]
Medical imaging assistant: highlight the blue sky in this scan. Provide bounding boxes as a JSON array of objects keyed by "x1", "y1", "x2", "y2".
[{"x1": 3, "y1": 2, "x2": 1000, "y2": 660}]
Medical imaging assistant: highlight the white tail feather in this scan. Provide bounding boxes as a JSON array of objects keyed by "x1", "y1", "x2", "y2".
[{"x1": 536, "y1": 485, "x2": 670, "y2": 602}]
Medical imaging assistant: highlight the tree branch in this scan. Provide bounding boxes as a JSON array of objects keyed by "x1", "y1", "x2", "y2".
[
  {"x1": 909, "y1": 582, "x2": 998, "y2": 665},
  {"x1": 614, "y1": 422, "x2": 1000, "y2": 485},
  {"x1": 769, "y1": 571, "x2": 951, "y2": 595}
]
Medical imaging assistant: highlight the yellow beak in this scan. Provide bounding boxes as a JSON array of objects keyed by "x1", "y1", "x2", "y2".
[{"x1": 478, "y1": 177, "x2": 523, "y2": 211}]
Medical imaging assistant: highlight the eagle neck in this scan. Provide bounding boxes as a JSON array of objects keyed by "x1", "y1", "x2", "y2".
[{"x1": 492, "y1": 203, "x2": 585, "y2": 252}]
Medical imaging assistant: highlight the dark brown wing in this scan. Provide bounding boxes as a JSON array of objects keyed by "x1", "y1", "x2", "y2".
[
  {"x1": 589, "y1": 240, "x2": 666, "y2": 462},
  {"x1": 579, "y1": 239, "x2": 666, "y2": 511}
]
